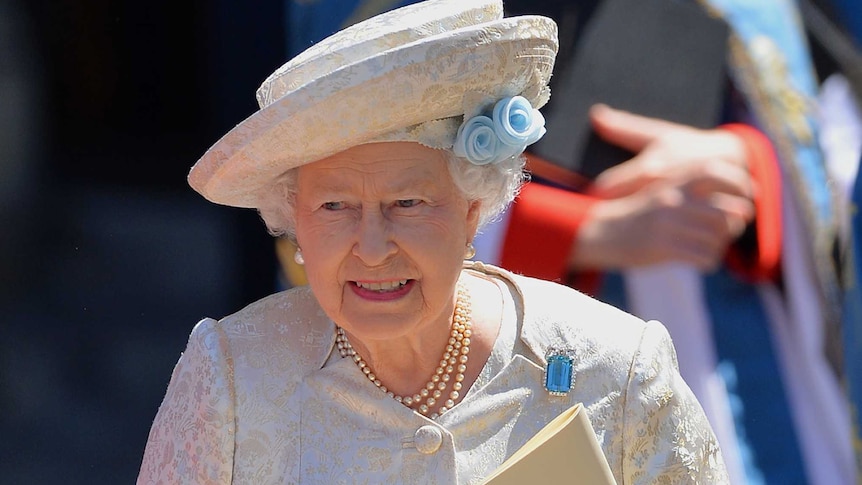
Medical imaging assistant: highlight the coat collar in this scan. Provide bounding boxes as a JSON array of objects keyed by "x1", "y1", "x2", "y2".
[
  {"x1": 462, "y1": 260, "x2": 550, "y2": 364},
  {"x1": 282, "y1": 261, "x2": 550, "y2": 375}
]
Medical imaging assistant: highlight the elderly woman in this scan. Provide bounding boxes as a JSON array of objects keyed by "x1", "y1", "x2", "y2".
[{"x1": 137, "y1": 0, "x2": 728, "y2": 483}]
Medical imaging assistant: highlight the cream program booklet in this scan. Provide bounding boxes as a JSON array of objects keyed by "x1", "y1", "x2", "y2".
[{"x1": 479, "y1": 403, "x2": 617, "y2": 484}]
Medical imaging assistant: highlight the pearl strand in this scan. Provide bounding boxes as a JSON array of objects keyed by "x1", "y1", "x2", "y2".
[{"x1": 335, "y1": 284, "x2": 472, "y2": 419}]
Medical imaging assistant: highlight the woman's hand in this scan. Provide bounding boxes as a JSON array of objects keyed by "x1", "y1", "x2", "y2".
[{"x1": 569, "y1": 105, "x2": 756, "y2": 271}]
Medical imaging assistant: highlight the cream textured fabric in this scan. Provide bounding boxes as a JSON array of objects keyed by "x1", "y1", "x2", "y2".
[
  {"x1": 138, "y1": 262, "x2": 728, "y2": 484},
  {"x1": 188, "y1": 0, "x2": 557, "y2": 208}
]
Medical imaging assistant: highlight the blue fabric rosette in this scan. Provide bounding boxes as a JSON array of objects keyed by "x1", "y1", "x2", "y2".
[{"x1": 453, "y1": 96, "x2": 546, "y2": 165}]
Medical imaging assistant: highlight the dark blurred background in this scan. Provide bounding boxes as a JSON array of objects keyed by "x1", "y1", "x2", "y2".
[{"x1": 0, "y1": 1, "x2": 285, "y2": 482}]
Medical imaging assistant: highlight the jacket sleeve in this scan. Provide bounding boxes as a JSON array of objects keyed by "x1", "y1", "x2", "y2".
[
  {"x1": 500, "y1": 175, "x2": 599, "y2": 283},
  {"x1": 500, "y1": 125, "x2": 782, "y2": 286},
  {"x1": 721, "y1": 123, "x2": 783, "y2": 282},
  {"x1": 137, "y1": 319, "x2": 236, "y2": 485},
  {"x1": 621, "y1": 320, "x2": 729, "y2": 484}
]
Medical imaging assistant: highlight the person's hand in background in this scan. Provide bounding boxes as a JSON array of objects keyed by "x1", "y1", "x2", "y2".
[{"x1": 570, "y1": 105, "x2": 756, "y2": 271}]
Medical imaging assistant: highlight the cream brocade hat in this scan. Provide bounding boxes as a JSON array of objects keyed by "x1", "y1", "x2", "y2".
[{"x1": 188, "y1": 0, "x2": 558, "y2": 208}]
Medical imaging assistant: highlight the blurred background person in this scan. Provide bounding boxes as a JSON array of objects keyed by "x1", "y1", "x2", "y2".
[
  {"x1": 469, "y1": 0, "x2": 861, "y2": 484},
  {"x1": 808, "y1": 0, "x2": 862, "y2": 477}
]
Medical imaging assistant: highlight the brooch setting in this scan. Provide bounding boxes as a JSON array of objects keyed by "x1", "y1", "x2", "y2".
[{"x1": 544, "y1": 347, "x2": 576, "y2": 396}]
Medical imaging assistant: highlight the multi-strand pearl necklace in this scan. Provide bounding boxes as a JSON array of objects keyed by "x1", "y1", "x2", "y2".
[{"x1": 335, "y1": 284, "x2": 472, "y2": 419}]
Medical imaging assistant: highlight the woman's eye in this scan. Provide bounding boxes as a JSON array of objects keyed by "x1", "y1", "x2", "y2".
[
  {"x1": 322, "y1": 201, "x2": 345, "y2": 210},
  {"x1": 395, "y1": 199, "x2": 420, "y2": 208}
]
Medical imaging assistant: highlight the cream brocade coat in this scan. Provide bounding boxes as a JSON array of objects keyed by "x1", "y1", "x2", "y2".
[{"x1": 138, "y1": 262, "x2": 728, "y2": 484}]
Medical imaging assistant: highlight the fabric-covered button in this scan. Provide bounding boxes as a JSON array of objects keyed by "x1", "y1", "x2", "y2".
[{"x1": 413, "y1": 425, "x2": 443, "y2": 454}]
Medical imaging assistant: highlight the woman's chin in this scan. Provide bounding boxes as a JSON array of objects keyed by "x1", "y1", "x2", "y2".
[{"x1": 338, "y1": 313, "x2": 419, "y2": 342}]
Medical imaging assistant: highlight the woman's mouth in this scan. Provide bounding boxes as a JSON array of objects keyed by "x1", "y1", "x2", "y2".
[{"x1": 353, "y1": 279, "x2": 409, "y2": 292}]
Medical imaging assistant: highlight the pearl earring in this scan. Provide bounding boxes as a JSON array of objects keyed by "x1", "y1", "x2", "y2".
[
  {"x1": 465, "y1": 242, "x2": 476, "y2": 260},
  {"x1": 294, "y1": 248, "x2": 305, "y2": 265}
]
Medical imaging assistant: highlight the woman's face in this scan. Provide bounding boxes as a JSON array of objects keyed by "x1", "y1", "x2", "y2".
[{"x1": 294, "y1": 142, "x2": 480, "y2": 341}]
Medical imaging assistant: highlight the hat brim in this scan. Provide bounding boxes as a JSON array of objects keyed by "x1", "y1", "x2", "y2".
[{"x1": 189, "y1": 16, "x2": 557, "y2": 208}]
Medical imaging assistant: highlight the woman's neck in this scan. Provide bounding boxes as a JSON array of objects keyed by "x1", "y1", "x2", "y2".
[
  {"x1": 340, "y1": 272, "x2": 503, "y2": 409},
  {"x1": 344, "y1": 300, "x2": 461, "y2": 397}
]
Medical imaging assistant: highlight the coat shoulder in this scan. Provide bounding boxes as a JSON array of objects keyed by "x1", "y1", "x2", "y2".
[
  {"x1": 212, "y1": 286, "x2": 333, "y2": 372},
  {"x1": 513, "y1": 273, "x2": 648, "y2": 345}
]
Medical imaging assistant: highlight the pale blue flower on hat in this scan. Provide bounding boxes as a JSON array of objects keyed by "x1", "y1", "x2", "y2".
[
  {"x1": 454, "y1": 115, "x2": 516, "y2": 165},
  {"x1": 492, "y1": 96, "x2": 546, "y2": 146},
  {"x1": 453, "y1": 95, "x2": 546, "y2": 166}
]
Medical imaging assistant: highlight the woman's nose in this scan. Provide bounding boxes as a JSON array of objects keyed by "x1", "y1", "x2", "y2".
[{"x1": 352, "y1": 208, "x2": 396, "y2": 266}]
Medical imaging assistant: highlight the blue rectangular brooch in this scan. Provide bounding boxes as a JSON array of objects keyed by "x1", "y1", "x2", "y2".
[{"x1": 544, "y1": 347, "x2": 575, "y2": 396}]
